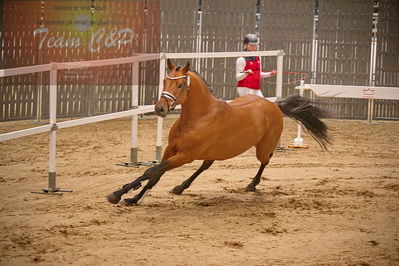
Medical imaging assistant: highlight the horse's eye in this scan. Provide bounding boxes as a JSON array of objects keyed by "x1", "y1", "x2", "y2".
[{"x1": 178, "y1": 84, "x2": 183, "y2": 89}]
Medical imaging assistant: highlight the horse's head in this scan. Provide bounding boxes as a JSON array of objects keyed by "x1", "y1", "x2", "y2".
[{"x1": 155, "y1": 59, "x2": 191, "y2": 117}]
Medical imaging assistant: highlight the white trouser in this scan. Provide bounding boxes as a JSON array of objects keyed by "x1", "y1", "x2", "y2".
[{"x1": 237, "y1": 87, "x2": 264, "y2": 98}]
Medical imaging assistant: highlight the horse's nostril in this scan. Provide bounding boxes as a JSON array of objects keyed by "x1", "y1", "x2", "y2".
[
  {"x1": 155, "y1": 105, "x2": 167, "y2": 117},
  {"x1": 155, "y1": 104, "x2": 166, "y2": 115}
]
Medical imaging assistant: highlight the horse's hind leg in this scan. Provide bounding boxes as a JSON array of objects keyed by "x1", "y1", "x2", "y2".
[
  {"x1": 246, "y1": 153, "x2": 273, "y2": 192},
  {"x1": 171, "y1": 160, "x2": 214, "y2": 195},
  {"x1": 246, "y1": 123, "x2": 281, "y2": 192}
]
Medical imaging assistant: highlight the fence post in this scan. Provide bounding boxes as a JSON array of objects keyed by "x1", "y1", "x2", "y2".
[
  {"x1": 117, "y1": 59, "x2": 160, "y2": 168},
  {"x1": 367, "y1": 98, "x2": 375, "y2": 124},
  {"x1": 289, "y1": 80, "x2": 309, "y2": 149},
  {"x1": 156, "y1": 55, "x2": 166, "y2": 162},
  {"x1": 367, "y1": 35, "x2": 377, "y2": 124},
  {"x1": 130, "y1": 61, "x2": 139, "y2": 165},
  {"x1": 32, "y1": 63, "x2": 72, "y2": 195},
  {"x1": 296, "y1": 80, "x2": 305, "y2": 145},
  {"x1": 48, "y1": 63, "x2": 57, "y2": 191},
  {"x1": 275, "y1": 51, "x2": 284, "y2": 150},
  {"x1": 36, "y1": 83, "x2": 43, "y2": 123},
  {"x1": 276, "y1": 51, "x2": 284, "y2": 99}
]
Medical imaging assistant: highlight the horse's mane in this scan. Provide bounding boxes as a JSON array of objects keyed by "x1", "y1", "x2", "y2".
[
  {"x1": 190, "y1": 70, "x2": 214, "y2": 94},
  {"x1": 175, "y1": 66, "x2": 214, "y2": 95}
]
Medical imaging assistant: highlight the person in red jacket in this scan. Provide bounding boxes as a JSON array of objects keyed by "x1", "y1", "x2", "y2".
[{"x1": 236, "y1": 34, "x2": 277, "y2": 97}]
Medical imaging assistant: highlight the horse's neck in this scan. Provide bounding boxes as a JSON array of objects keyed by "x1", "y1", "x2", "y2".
[{"x1": 180, "y1": 74, "x2": 217, "y2": 121}]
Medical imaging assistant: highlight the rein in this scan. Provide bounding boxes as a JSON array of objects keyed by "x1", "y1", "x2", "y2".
[{"x1": 161, "y1": 73, "x2": 191, "y2": 111}]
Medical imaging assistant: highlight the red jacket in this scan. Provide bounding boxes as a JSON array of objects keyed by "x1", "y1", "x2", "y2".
[{"x1": 237, "y1": 56, "x2": 261, "y2": 90}]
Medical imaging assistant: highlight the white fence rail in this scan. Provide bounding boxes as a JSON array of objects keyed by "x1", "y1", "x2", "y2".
[
  {"x1": 296, "y1": 83, "x2": 399, "y2": 124},
  {"x1": 302, "y1": 84, "x2": 399, "y2": 101},
  {"x1": 291, "y1": 82, "x2": 399, "y2": 147},
  {"x1": 0, "y1": 50, "x2": 285, "y2": 194}
]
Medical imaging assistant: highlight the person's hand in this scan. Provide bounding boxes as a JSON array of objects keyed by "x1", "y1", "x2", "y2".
[
  {"x1": 244, "y1": 69, "x2": 253, "y2": 75},
  {"x1": 270, "y1": 70, "x2": 277, "y2": 77}
]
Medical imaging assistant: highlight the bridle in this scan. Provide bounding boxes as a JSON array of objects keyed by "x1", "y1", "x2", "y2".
[{"x1": 161, "y1": 73, "x2": 191, "y2": 111}]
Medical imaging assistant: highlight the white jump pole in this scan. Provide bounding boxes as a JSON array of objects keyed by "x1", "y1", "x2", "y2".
[
  {"x1": 156, "y1": 56, "x2": 166, "y2": 162},
  {"x1": 130, "y1": 61, "x2": 139, "y2": 165}
]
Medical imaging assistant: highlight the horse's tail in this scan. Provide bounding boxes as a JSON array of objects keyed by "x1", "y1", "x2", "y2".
[{"x1": 277, "y1": 95, "x2": 331, "y2": 150}]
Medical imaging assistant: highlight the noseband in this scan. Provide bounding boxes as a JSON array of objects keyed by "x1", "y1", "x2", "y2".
[{"x1": 161, "y1": 74, "x2": 190, "y2": 111}]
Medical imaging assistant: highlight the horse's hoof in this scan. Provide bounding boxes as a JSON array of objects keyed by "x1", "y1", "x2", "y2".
[
  {"x1": 170, "y1": 186, "x2": 184, "y2": 195},
  {"x1": 245, "y1": 185, "x2": 256, "y2": 192},
  {"x1": 106, "y1": 192, "x2": 121, "y2": 204},
  {"x1": 121, "y1": 198, "x2": 138, "y2": 206}
]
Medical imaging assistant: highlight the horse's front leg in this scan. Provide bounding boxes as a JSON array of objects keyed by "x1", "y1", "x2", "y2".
[
  {"x1": 106, "y1": 174, "x2": 149, "y2": 204},
  {"x1": 107, "y1": 153, "x2": 192, "y2": 205},
  {"x1": 107, "y1": 143, "x2": 176, "y2": 205},
  {"x1": 122, "y1": 161, "x2": 169, "y2": 205},
  {"x1": 106, "y1": 161, "x2": 168, "y2": 205}
]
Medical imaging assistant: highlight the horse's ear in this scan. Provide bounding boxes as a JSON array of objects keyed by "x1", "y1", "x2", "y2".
[
  {"x1": 182, "y1": 61, "x2": 190, "y2": 74},
  {"x1": 167, "y1": 59, "x2": 175, "y2": 71}
]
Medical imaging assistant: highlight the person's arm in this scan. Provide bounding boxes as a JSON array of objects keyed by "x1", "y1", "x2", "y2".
[
  {"x1": 236, "y1": 57, "x2": 249, "y2": 81},
  {"x1": 260, "y1": 70, "x2": 277, "y2": 78},
  {"x1": 259, "y1": 58, "x2": 277, "y2": 78}
]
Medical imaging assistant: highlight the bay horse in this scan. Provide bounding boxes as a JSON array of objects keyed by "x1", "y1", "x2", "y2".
[{"x1": 107, "y1": 59, "x2": 330, "y2": 205}]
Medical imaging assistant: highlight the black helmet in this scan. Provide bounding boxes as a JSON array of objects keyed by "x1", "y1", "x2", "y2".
[{"x1": 243, "y1": 34, "x2": 259, "y2": 45}]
